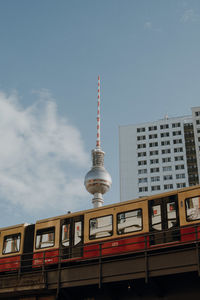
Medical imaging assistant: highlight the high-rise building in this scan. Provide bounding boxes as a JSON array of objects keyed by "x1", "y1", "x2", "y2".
[{"x1": 119, "y1": 107, "x2": 200, "y2": 202}]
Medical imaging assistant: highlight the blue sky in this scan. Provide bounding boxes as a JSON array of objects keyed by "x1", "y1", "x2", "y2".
[{"x1": 0, "y1": 0, "x2": 200, "y2": 226}]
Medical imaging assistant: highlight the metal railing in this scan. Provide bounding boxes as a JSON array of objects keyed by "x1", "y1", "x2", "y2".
[{"x1": 0, "y1": 223, "x2": 199, "y2": 277}]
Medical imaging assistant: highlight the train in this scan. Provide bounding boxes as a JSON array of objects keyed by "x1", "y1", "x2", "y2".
[{"x1": 0, "y1": 184, "x2": 200, "y2": 272}]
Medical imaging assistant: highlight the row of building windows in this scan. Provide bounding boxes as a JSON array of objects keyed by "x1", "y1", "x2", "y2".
[
  {"x1": 138, "y1": 156, "x2": 184, "y2": 165},
  {"x1": 137, "y1": 139, "x2": 183, "y2": 148},
  {"x1": 144, "y1": 148, "x2": 183, "y2": 155},
  {"x1": 137, "y1": 122, "x2": 181, "y2": 133},
  {"x1": 138, "y1": 182, "x2": 186, "y2": 193},
  {"x1": 138, "y1": 173, "x2": 185, "y2": 183},
  {"x1": 137, "y1": 132, "x2": 182, "y2": 141},
  {"x1": 138, "y1": 165, "x2": 186, "y2": 173}
]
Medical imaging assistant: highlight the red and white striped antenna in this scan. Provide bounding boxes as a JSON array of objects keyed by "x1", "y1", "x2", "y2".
[{"x1": 96, "y1": 75, "x2": 101, "y2": 149}]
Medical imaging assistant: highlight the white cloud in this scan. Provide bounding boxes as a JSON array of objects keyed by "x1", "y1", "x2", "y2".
[
  {"x1": 144, "y1": 22, "x2": 152, "y2": 30},
  {"x1": 181, "y1": 8, "x2": 199, "y2": 23},
  {"x1": 144, "y1": 21, "x2": 161, "y2": 32},
  {"x1": 0, "y1": 90, "x2": 90, "y2": 220}
]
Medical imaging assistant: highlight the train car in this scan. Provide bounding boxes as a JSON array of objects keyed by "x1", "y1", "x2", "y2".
[
  {"x1": 0, "y1": 223, "x2": 35, "y2": 273},
  {"x1": 32, "y1": 212, "x2": 84, "y2": 267},
  {"x1": 31, "y1": 185, "x2": 200, "y2": 267},
  {"x1": 1, "y1": 185, "x2": 200, "y2": 272}
]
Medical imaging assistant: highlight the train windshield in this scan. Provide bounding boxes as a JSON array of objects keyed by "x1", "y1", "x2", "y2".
[
  {"x1": 3, "y1": 234, "x2": 21, "y2": 254},
  {"x1": 36, "y1": 227, "x2": 55, "y2": 249}
]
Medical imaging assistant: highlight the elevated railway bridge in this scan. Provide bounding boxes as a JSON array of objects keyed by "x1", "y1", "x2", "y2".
[{"x1": 1, "y1": 227, "x2": 200, "y2": 300}]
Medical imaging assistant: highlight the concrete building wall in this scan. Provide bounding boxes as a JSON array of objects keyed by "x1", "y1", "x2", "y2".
[{"x1": 119, "y1": 109, "x2": 200, "y2": 202}]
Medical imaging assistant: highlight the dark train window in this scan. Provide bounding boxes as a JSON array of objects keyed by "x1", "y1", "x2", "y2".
[
  {"x1": 185, "y1": 196, "x2": 200, "y2": 221},
  {"x1": 61, "y1": 224, "x2": 70, "y2": 246},
  {"x1": 89, "y1": 215, "x2": 113, "y2": 240},
  {"x1": 36, "y1": 227, "x2": 55, "y2": 249},
  {"x1": 3, "y1": 234, "x2": 21, "y2": 254},
  {"x1": 117, "y1": 209, "x2": 143, "y2": 235},
  {"x1": 74, "y1": 221, "x2": 82, "y2": 245}
]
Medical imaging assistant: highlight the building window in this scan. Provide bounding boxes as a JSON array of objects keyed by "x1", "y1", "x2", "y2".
[
  {"x1": 150, "y1": 167, "x2": 159, "y2": 173},
  {"x1": 195, "y1": 112, "x2": 200, "y2": 117},
  {"x1": 175, "y1": 165, "x2": 184, "y2": 170},
  {"x1": 138, "y1": 169, "x2": 147, "y2": 174},
  {"x1": 137, "y1": 135, "x2": 146, "y2": 141},
  {"x1": 138, "y1": 160, "x2": 147, "y2": 166},
  {"x1": 160, "y1": 124, "x2": 169, "y2": 130},
  {"x1": 137, "y1": 143, "x2": 146, "y2": 149},
  {"x1": 151, "y1": 176, "x2": 160, "y2": 182},
  {"x1": 164, "y1": 184, "x2": 173, "y2": 190},
  {"x1": 177, "y1": 183, "x2": 186, "y2": 188},
  {"x1": 163, "y1": 175, "x2": 173, "y2": 180},
  {"x1": 162, "y1": 157, "x2": 171, "y2": 163},
  {"x1": 162, "y1": 149, "x2": 171, "y2": 154},
  {"x1": 173, "y1": 139, "x2": 182, "y2": 144},
  {"x1": 148, "y1": 126, "x2": 157, "y2": 131},
  {"x1": 196, "y1": 120, "x2": 200, "y2": 125},
  {"x1": 138, "y1": 177, "x2": 148, "y2": 183},
  {"x1": 161, "y1": 132, "x2": 169, "y2": 138},
  {"x1": 172, "y1": 122, "x2": 181, "y2": 128},
  {"x1": 174, "y1": 147, "x2": 183, "y2": 153},
  {"x1": 163, "y1": 166, "x2": 172, "y2": 172},
  {"x1": 150, "y1": 159, "x2": 159, "y2": 164},
  {"x1": 175, "y1": 156, "x2": 184, "y2": 161},
  {"x1": 117, "y1": 209, "x2": 143, "y2": 235},
  {"x1": 150, "y1": 150, "x2": 159, "y2": 155},
  {"x1": 176, "y1": 173, "x2": 185, "y2": 179},
  {"x1": 139, "y1": 186, "x2": 148, "y2": 192},
  {"x1": 138, "y1": 152, "x2": 146, "y2": 157},
  {"x1": 151, "y1": 185, "x2": 160, "y2": 191},
  {"x1": 173, "y1": 131, "x2": 182, "y2": 136},
  {"x1": 149, "y1": 142, "x2": 158, "y2": 147},
  {"x1": 137, "y1": 127, "x2": 145, "y2": 133},
  {"x1": 149, "y1": 134, "x2": 158, "y2": 139},
  {"x1": 161, "y1": 140, "x2": 170, "y2": 146}
]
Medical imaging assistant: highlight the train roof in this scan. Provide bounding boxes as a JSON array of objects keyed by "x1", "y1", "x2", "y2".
[
  {"x1": 0, "y1": 223, "x2": 29, "y2": 232},
  {"x1": 35, "y1": 185, "x2": 200, "y2": 224}
]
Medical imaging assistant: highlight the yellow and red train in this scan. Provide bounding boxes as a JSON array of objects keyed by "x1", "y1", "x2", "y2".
[{"x1": 1, "y1": 185, "x2": 200, "y2": 272}]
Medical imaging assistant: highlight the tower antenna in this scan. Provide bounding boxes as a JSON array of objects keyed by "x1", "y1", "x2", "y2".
[
  {"x1": 96, "y1": 75, "x2": 101, "y2": 149},
  {"x1": 84, "y1": 76, "x2": 112, "y2": 208}
]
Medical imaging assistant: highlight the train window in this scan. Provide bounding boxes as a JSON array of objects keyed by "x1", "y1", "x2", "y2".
[
  {"x1": 36, "y1": 227, "x2": 55, "y2": 249},
  {"x1": 167, "y1": 202, "x2": 177, "y2": 228},
  {"x1": 62, "y1": 224, "x2": 70, "y2": 246},
  {"x1": 151, "y1": 205, "x2": 162, "y2": 230},
  {"x1": 185, "y1": 196, "x2": 200, "y2": 221},
  {"x1": 74, "y1": 221, "x2": 82, "y2": 245},
  {"x1": 3, "y1": 234, "x2": 21, "y2": 254},
  {"x1": 117, "y1": 209, "x2": 142, "y2": 235},
  {"x1": 89, "y1": 215, "x2": 113, "y2": 240}
]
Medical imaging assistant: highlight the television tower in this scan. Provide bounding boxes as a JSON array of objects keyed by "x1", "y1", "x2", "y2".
[{"x1": 84, "y1": 76, "x2": 112, "y2": 208}]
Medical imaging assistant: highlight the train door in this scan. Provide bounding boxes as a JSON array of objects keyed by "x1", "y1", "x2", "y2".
[
  {"x1": 149, "y1": 195, "x2": 180, "y2": 246},
  {"x1": 21, "y1": 224, "x2": 35, "y2": 272},
  {"x1": 61, "y1": 215, "x2": 83, "y2": 260}
]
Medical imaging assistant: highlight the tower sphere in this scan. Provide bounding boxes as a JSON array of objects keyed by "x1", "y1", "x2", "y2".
[{"x1": 84, "y1": 150, "x2": 112, "y2": 195}]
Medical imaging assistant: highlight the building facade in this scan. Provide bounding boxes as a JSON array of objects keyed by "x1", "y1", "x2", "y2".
[{"x1": 119, "y1": 107, "x2": 200, "y2": 202}]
